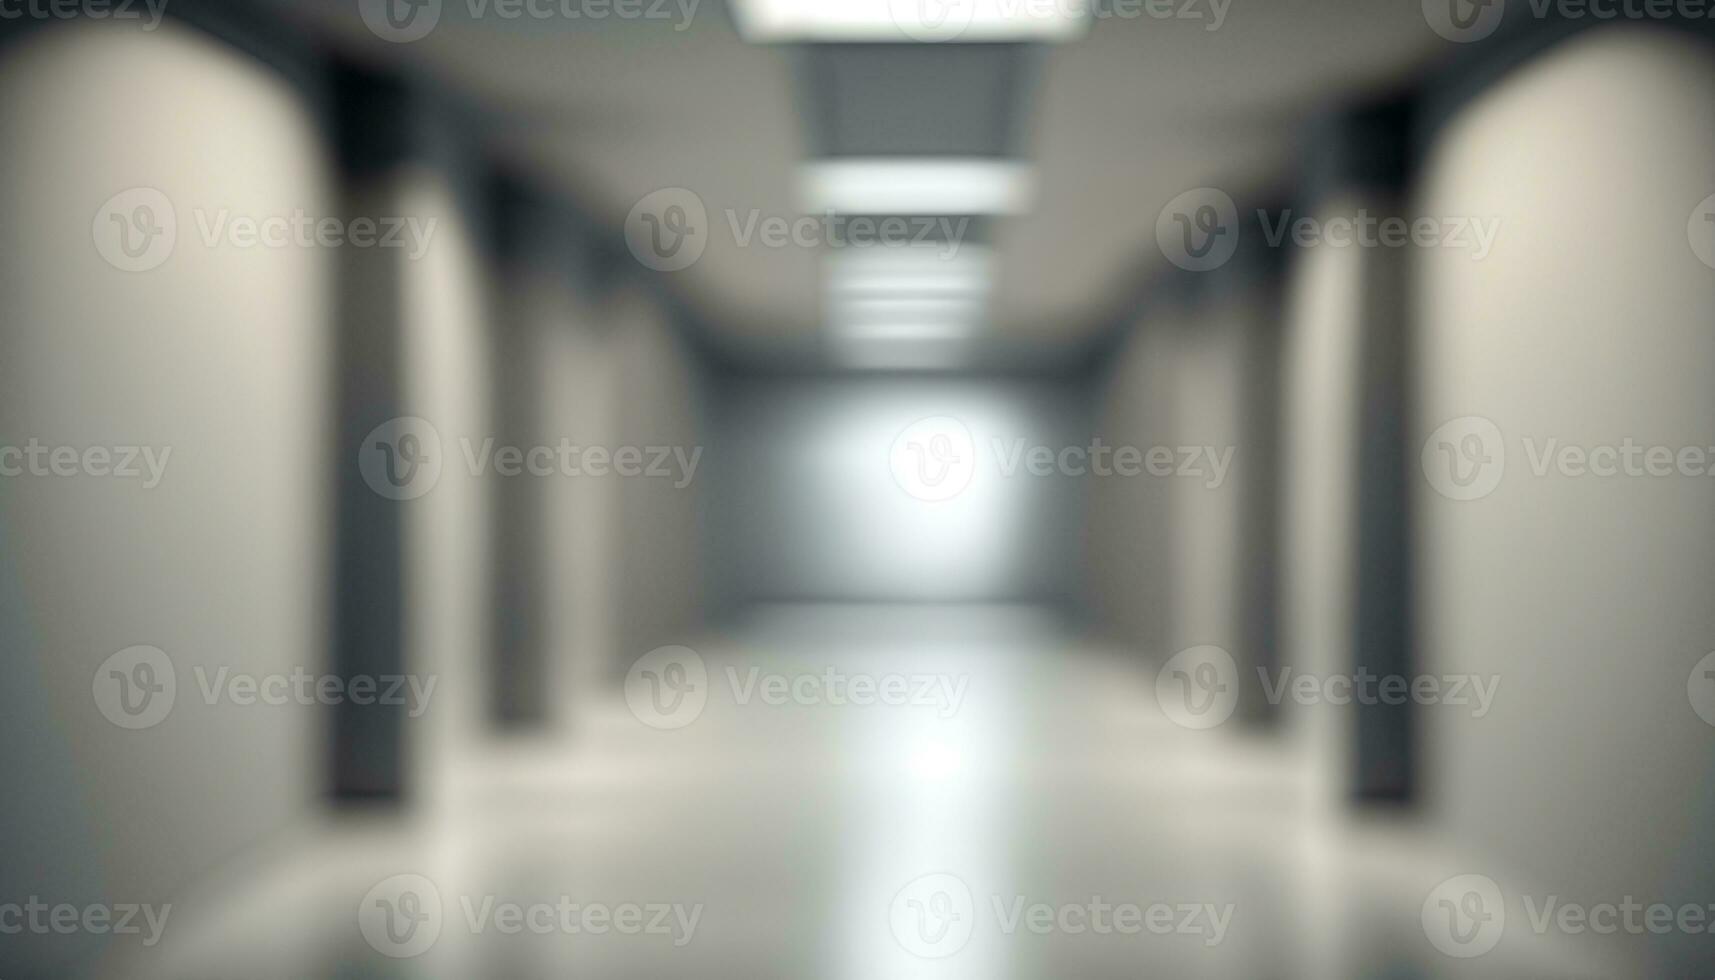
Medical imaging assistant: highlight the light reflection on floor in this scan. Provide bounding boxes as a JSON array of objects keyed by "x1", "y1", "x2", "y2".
[{"x1": 108, "y1": 605, "x2": 1628, "y2": 980}]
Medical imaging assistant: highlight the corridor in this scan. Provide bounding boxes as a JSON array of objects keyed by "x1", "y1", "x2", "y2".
[{"x1": 4, "y1": 0, "x2": 1715, "y2": 977}]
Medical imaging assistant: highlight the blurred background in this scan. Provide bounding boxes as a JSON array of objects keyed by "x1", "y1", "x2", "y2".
[{"x1": 3, "y1": 0, "x2": 1715, "y2": 976}]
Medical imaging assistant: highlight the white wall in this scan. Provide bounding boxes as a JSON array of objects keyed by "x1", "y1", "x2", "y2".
[
  {"x1": 509, "y1": 253, "x2": 711, "y2": 698},
  {"x1": 1089, "y1": 318, "x2": 1179, "y2": 654},
  {"x1": 0, "y1": 19, "x2": 332, "y2": 975},
  {"x1": 511, "y1": 241, "x2": 617, "y2": 714},
  {"x1": 1167, "y1": 299, "x2": 1251, "y2": 653},
  {"x1": 1415, "y1": 25, "x2": 1715, "y2": 973},
  {"x1": 1279, "y1": 194, "x2": 1372, "y2": 801},
  {"x1": 394, "y1": 164, "x2": 494, "y2": 806},
  {"x1": 710, "y1": 377, "x2": 1087, "y2": 606},
  {"x1": 1088, "y1": 286, "x2": 1271, "y2": 690},
  {"x1": 606, "y1": 288, "x2": 711, "y2": 674}
]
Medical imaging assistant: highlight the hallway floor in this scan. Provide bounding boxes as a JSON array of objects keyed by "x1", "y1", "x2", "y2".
[{"x1": 119, "y1": 606, "x2": 1615, "y2": 980}]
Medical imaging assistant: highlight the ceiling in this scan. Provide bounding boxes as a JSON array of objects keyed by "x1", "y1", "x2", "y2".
[{"x1": 265, "y1": 0, "x2": 1451, "y2": 368}]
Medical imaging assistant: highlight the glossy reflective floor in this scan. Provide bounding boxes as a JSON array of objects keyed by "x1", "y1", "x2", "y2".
[{"x1": 114, "y1": 607, "x2": 1624, "y2": 979}]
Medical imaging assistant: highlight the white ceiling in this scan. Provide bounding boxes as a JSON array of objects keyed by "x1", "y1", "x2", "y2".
[{"x1": 269, "y1": 0, "x2": 1452, "y2": 363}]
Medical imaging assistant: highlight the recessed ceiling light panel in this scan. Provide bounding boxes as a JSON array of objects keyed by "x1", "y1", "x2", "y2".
[
  {"x1": 733, "y1": 0, "x2": 1091, "y2": 42},
  {"x1": 798, "y1": 159, "x2": 1036, "y2": 215}
]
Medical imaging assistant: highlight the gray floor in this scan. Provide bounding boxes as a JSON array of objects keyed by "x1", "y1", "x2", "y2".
[{"x1": 107, "y1": 606, "x2": 1625, "y2": 979}]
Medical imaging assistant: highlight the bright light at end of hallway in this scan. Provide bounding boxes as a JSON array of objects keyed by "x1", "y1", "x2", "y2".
[{"x1": 904, "y1": 737, "x2": 966, "y2": 781}]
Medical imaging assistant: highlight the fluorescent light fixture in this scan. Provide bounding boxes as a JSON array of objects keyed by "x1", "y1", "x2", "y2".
[
  {"x1": 837, "y1": 321, "x2": 977, "y2": 341},
  {"x1": 835, "y1": 296, "x2": 984, "y2": 319},
  {"x1": 828, "y1": 299, "x2": 984, "y2": 368},
  {"x1": 826, "y1": 247, "x2": 992, "y2": 296},
  {"x1": 823, "y1": 243, "x2": 991, "y2": 370},
  {"x1": 799, "y1": 159, "x2": 1036, "y2": 216},
  {"x1": 733, "y1": 0, "x2": 1090, "y2": 42},
  {"x1": 830, "y1": 335, "x2": 976, "y2": 370},
  {"x1": 828, "y1": 273, "x2": 987, "y2": 295},
  {"x1": 820, "y1": 239, "x2": 992, "y2": 372},
  {"x1": 829, "y1": 291, "x2": 987, "y2": 335}
]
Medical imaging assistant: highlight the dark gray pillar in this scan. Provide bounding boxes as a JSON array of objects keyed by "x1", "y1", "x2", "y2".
[
  {"x1": 1330, "y1": 98, "x2": 1419, "y2": 804},
  {"x1": 329, "y1": 64, "x2": 416, "y2": 801}
]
